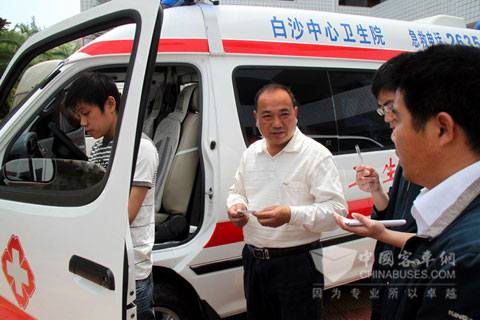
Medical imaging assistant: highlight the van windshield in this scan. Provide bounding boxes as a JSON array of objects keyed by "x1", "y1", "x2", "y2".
[{"x1": 1, "y1": 59, "x2": 65, "y2": 127}]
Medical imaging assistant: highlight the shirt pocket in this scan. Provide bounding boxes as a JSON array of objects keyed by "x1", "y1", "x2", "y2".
[{"x1": 281, "y1": 175, "x2": 310, "y2": 203}]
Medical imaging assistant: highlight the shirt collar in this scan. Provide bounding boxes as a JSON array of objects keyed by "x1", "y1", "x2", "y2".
[
  {"x1": 255, "y1": 127, "x2": 304, "y2": 156},
  {"x1": 101, "y1": 137, "x2": 113, "y2": 146},
  {"x1": 412, "y1": 160, "x2": 480, "y2": 236}
]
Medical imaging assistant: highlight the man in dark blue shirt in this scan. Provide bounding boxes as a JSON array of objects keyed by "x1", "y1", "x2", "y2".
[
  {"x1": 355, "y1": 53, "x2": 422, "y2": 319},
  {"x1": 337, "y1": 44, "x2": 480, "y2": 320}
]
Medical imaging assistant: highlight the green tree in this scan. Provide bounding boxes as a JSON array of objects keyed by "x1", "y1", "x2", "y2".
[
  {"x1": 0, "y1": 18, "x2": 40, "y2": 77},
  {"x1": 1, "y1": 17, "x2": 80, "y2": 77},
  {"x1": 44, "y1": 42, "x2": 81, "y2": 61},
  {"x1": 0, "y1": 18, "x2": 10, "y2": 31},
  {"x1": 0, "y1": 17, "x2": 80, "y2": 120}
]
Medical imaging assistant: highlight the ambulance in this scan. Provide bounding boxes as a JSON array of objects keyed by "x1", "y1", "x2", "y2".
[{"x1": 1, "y1": 0, "x2": 478, "y2": 318}]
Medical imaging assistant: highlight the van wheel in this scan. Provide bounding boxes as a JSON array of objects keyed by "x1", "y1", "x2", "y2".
[
  {"x1": 155, "y1": 307, "x2": 181, "y2": 320},
  {"x1": 153, "y1": 281, "x2": 200, "y2": 320}
]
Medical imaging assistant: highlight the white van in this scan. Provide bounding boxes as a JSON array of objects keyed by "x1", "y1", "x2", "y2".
[{"x1": 1, "y1": 1, "x2": 478, "y2": 318}]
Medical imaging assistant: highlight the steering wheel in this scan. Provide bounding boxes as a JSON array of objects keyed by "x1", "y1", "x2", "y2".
[{"x1": 48, "y1": 122, "x2": 88, "y2": 161}]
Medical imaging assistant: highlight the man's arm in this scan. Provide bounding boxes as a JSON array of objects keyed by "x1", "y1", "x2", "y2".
[
  {"x1": 228, "y1": 203, "x2": 249, "y2": 228},
  {"x1": 287, "y1": 155, "x2": 348, "y2": 232},
  {"x1": 334, "y1": 213, "x2": 415, "y2": 248},
  {"x1": 128, "y1": 186, "x2": 149, "y2": 225},
  {"x1": 253, "y1": 206, "x2": 290, "y2": 227},
  {"x1": 356, "y1": 165, "x2": 390, "y2": 211},
  {"x1": 226, "y1": 152, "x2": 249, "y2": 227},
  {"x1": 129, "y1": 136, "x2": 158, "y2": 225}
]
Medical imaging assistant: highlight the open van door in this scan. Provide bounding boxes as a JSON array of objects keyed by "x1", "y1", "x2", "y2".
[{"x1": 0, "y1": 0, "x2": 162, "y2": 318}]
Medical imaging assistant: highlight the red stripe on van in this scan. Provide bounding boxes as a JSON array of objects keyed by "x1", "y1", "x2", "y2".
[
  {"x1": 158, "y1": 39, "x2": 209, "y2": 52},
  {"x1": 0, "y1": 295, "x2": 35, "y2": 320},
  {"x1": 346, "y1": 198, "x2": 375, "y2": 219},
  {"x1": 79, "y1": 38, "x2": 402, "y2": 60},
  {"x1": 80, "y1": 40, "x2": 134, "y2": 55},
  {"x1": 79, "y1": 39, "x2": 209, "y2": 56},
  {"x1": 204, "y1": 198, "x2": 374, "y2": 248},
  {"x1": 204, "y1": 221, "x2": 244, "y2": 248},
  {"x1": 223, "y1": 39, "x2": 404, "y2": 61}
]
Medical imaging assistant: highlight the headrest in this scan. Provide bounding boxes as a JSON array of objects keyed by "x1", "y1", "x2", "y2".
[
  {"x1": 170, "y1": 84, "x2": 197, "y2": 122},
  {"x1": 189, "y1": 85, "x2": 199, "y2": 113}
]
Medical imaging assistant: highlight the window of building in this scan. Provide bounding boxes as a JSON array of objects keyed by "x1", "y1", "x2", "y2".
[{"x1": 339, "y1": 0, "x2": 382, "y2": 8}]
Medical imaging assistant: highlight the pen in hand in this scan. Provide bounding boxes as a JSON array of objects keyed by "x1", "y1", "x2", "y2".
[
  {"x1": 355, "y1": 144, "x2": 364, "y2": 164},
  {"x1": 355, "y1": 144, "x2": 371, "y2": 191}
]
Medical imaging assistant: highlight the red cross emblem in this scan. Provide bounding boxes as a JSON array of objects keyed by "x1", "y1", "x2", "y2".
[{"x1": 1, "y1": 235, "x2": 36, "y2": 309}]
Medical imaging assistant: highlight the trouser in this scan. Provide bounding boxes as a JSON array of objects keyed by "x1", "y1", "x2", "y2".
[
  {"x1": 242, "y1": 244, "x2": 323, "y2": 320},
  {"x1": 135, "y1": 273, "x2": 156, "y2": 320}
]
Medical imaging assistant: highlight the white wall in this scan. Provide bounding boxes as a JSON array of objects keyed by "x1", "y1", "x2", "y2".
[{"x1": 220, "y1": 0, "x2": 480, "y2": 27}]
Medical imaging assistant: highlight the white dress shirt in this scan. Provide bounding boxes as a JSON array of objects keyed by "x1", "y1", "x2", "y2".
[
  {"x1": 227, "y1": 127, "x2": 348, "y2": 248},
  {"x1": 411, "y1": 161, "x2": 480, "y2": 236}
]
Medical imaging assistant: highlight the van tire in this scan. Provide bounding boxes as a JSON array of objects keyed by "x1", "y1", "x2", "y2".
[{"x1": 153, "y1": 281, "x2": 201, "y2": 320}]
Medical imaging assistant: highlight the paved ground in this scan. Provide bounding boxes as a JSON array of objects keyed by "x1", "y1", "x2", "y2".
[
  {"x1": 323, "y1": 279, "x2": 372, "y2": 320},
  {"x1": 225, "y1": 279, "x2": 372, "y2": 320}
]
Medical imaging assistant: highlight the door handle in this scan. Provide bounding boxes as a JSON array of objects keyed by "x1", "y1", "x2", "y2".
[{"x1": 69, "y1": 255, "x2": 115, "y2": 290}]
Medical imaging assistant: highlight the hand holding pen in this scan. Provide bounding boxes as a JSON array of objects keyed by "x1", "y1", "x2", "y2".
[
  {"x1": 354, "y1": 145, "x2": 379, "y2": 193},
  {"x1": 355, "y1": 144, "x2": 365, "y2": 165}
]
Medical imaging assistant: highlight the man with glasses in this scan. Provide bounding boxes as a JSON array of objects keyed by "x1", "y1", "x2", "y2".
[
  {"x1": 355, "y1": 52, "x2": 423, "y2": 319},
  {"x1": 376, "y1": 104, "x2": 394, "y2": 116},
  {"x1": 338, "y1": 44, "x2": 480, "y2": 319}
]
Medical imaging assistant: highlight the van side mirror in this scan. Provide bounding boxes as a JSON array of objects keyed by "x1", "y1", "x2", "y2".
[
  {"x1": 3, "y1": 158, "x2": 55, "y2": 184},
  {"x1": 2, "y1": 158, "x2": 105, "y2": 190}
]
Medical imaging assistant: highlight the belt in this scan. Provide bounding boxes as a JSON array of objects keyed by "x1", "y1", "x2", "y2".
[{"x1": 247, "y1": 241, "x2": 320, "y2": 260}]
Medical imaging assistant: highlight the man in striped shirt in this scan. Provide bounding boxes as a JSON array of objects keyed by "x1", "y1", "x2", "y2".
[
  {"x1": 65, "y1": 72, "x2": 158, "y2": 320},
  {"x1": 88, "y1": 137, "x2": 113, "y2": 169}
]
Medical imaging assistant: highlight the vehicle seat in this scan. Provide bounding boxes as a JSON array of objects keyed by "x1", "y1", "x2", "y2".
[
  {"x1": 143, "y1": 83, "x2": 178, "y2": 139},
  {"x1": 143, "y1": 85, "x2": 167, "y2": 138},
  {"x1": 153, "y1": 83, "x2": 197, "y2": 214},
  {"x1": 155, "y1": 84, "x2": 200, "y2": 242}
]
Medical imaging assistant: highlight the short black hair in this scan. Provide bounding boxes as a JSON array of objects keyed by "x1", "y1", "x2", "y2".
[
  {"x1": 371, "y1": 52, "x2": 412, "y2": 98},
  {"x1": 64, "y1": 72, "x2": 121, "y2": 113},
  {"x1": 393, "y1": 44, "x2": 480, "y2": 154},
  {"x1": 254, "y1": 83, "x2": 297, "y2": 110}
]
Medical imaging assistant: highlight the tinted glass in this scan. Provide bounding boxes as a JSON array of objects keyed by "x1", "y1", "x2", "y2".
[
  {"x1": 234, "y1": 67, "x2": 337, "y2": 153},
  {"x1": 233, "y1": 67, "x2": 394, "y2": 155},
  {"x1": 329, "y1": 70, "x2": 394, "y2": 153}
]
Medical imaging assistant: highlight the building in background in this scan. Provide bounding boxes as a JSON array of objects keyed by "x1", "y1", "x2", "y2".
[
  {"x1": 80, "y1": 0, "x2": 110, "y2": 11},
  {"x1": 81, "y1": 0, "x2": 480, "y2": 28},
  {"x1": 79, "y1": 0, "x2": 112, "y2": 43}
]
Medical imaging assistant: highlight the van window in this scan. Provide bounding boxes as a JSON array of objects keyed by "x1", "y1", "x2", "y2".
[
  {"x1": 0, "y1": 66, "x2": 129, "y2": 205},
  {"x1": 329, "y1": 70, "x2": 392, "y2": 153},
  {"x1": 233, "y1": 67, "x2": 394, "y2": 154},
  {"x1": 0, "y1": 63, "x2": 202, "y2": 215}
]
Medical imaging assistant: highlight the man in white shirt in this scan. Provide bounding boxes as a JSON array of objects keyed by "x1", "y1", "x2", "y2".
[
  {"x1": 335, "y1": 44, "x2": 480, "y2": 319},
  {"x1": 227, "y1": 83, "x2": 348, "y2": 320}
]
